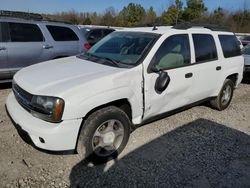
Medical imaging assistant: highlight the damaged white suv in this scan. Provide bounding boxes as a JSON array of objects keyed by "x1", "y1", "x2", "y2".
[{"x1": 6, "y1": 25, "x2": 244, "y2": 162}]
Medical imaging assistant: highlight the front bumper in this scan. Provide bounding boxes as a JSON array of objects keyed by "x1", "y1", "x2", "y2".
[{"x1": 6, "y1": 92, "x2": 82, "y2": 151}]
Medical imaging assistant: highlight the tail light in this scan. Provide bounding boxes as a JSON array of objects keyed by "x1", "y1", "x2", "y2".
[{"x1": 84, "y1": 43, "x2": 91, "y2": 50}]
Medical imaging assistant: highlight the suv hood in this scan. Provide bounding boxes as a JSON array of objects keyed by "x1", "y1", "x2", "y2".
[{"x1": 14, "y1": 56, "x2": 124, "y2": 96}]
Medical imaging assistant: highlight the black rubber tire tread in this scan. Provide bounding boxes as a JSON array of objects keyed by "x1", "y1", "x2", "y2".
[
  {"x1": 77, "y1": 106, "x2": 131, "y2": 164},
  {"x1": 210, "y1": 79, "x2": 234, "y2": 111}
]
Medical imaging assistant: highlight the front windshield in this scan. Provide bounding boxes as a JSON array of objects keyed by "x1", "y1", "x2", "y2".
[{"x1": 86, "y1": 31, "x2": 159, "y2": 66}]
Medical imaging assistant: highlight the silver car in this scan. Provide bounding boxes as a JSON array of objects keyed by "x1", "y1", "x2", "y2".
[
  {"x1": 80, "y1": 26, "x2": 115, "y2": 50},
  {"x1": 0, "y1": 15, "x2": 86, "y2": 83}
]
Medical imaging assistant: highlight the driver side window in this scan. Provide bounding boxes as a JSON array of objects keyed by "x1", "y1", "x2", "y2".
[{"x1": 153, "y1": 34, "x2": 191, "y2": 70}]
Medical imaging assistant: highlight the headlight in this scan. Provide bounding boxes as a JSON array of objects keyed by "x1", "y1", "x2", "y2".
[{"x1": 31, "y1": 95, "x2": 64, "y2": 123}]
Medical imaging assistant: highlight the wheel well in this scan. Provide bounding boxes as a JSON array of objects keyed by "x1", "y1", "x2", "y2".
[
  {"x1": 83, "y1": 99, "x2": 132, "y2": 122},
  {"x1": 74, "y1": 99, "x2": 133, "y2": 153},
  {"x1": 226, "y1": 73, "x2": 238, "y2": 86}
]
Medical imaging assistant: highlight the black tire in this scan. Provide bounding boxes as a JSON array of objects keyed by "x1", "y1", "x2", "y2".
[
  {"x1": 210, "y1": 79, "x2": 234, "y2": 111},
  {"x1": 77, "y1": 106, "x2": 131, "y2": 164}
]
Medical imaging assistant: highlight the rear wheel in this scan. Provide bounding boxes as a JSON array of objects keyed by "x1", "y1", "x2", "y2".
[
  {"x1": 210, "y1": 79, "x2": 234, "y2": 111},
  {"x1": 77, "y1": 106, "x2": 131, "y2": 163}
]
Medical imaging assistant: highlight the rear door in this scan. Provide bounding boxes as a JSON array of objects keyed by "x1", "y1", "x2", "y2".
[
  {"x1": 46, "y1": 25, "x2": 79, "y2": 57},
  {"x1": 0, "y1": 22, "x2": 9, "y2": 79},
  {"x1": 188, "y1": 33, "x2": 221, "y2": 103},
  {"x1": 7, "y1": 22, "x2": 47, "y2": 74}
]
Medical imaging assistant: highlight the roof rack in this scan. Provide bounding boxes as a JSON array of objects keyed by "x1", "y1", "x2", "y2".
[
  {"x1": 0, "y1": 10, "x2": 72, "y2": 25},
  {"x1": 0, "y1": 10, "x2": 43, "y2": 20},
  {"x1": 173, "y1": 23, "x2": 230, "y2": 32}
]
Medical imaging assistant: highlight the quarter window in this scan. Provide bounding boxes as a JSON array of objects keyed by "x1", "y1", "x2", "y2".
[
  {"x1": 47, "y1": 25, "x2": 79, "y2": 41},
  {"x1": 193, "y1": 34, "x2": 217, "y2": 63},
  {"x1": 219, "y1": 35, "x2": 241, "y2": 58},
  {"x1": 153, "y1": 34, "x2": 191, "y2": 70},
  {"x1": 9, "y1": 22, "x2": 44, "y2": 42}
]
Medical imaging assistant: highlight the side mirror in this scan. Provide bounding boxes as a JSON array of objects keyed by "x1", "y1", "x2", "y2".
[{"x1": 155, "y1": 70, "x2": 171, "y2": 93}]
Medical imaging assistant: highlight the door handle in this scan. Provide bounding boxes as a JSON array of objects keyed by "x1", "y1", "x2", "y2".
[
  {"x1": 43, "y1": 44, "x2": 53, "y2": 49},
  {"x1": 0, "y1": 47, "x2": 6, "y2": 51},
  {"x1": 216, "y1": 66, "x2": 222, "y2": 71},
  {"x1": 185, "y1": 73, "x2": 193, "y2": 78}
]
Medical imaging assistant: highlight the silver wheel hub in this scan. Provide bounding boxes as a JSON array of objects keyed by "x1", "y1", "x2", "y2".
[
  {"x1": 92, "y1": 119, "x2": 125, "y2": 157},
  {"x1": 103, "y1": 132, "x2": 116, "y2": 145},
  {"x1": 221, "y1": 85, "x2": 232, "y2": 105}
]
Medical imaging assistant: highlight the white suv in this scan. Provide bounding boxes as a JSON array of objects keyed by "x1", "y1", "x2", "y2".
[{"x1": 6, "y1": 25, "x2": 244, "y2": 162}]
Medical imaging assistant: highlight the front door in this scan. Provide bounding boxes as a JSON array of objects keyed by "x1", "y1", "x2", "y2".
[{"x1": 143, "y1": 34, "x2": 194, "y2": 120}]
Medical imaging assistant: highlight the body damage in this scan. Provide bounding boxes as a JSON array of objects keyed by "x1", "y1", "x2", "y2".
[{"x1": 14, "y1": 56, "x2": 144, "y2": 124}]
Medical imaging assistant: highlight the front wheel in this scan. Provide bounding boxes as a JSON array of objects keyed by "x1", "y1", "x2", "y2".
[
  {"x1": 77, "y1": 106, "x2": 131, "y2": 163},
  {"x1": 210, "y1": 79, "x2": 234, "y2": 111}
]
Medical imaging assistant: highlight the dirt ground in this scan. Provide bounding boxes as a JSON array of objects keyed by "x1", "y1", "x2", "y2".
[{"x1": 0, "y1": 79, "x2": 250, "y2": 188}]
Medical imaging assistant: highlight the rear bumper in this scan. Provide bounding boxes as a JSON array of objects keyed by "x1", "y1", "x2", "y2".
[{"x1": 6, "y1": 92, "x2": 82, "y2": 151}]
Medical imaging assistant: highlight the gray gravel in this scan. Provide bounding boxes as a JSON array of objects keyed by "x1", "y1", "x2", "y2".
[{"x1": 0, "y1": 81, "x2": 250, "y2": 188}]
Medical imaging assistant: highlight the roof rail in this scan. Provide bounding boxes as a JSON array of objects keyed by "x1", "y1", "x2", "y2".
[
  {"x1": 42, "y1": 19, "x2": 73, "y2": 25},
  {"x1": 0, "y1": 10, "x2": 72, "y2": 25},
  {"x1": 173, "y1": 23, "x2": 230, "y2": 32},
  {"x1": 0, "y1": 10, "x2": 43, "y2": 20}
]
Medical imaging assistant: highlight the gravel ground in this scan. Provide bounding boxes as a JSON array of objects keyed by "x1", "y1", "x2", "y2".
[{"x1": 0, "y1": 79, "x2": 250, "y2": 188}]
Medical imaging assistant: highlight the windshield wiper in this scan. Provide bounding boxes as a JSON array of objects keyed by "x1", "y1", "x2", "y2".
[
  {"x1": 100, "y1": 56, "x2": 121, "y2": 67},
  {"x1": 84, "y1": 52, "x2": 120, "y2": 67},
  {"x1": 84, "y1": 52, "x2": 100, "y2": 59}
]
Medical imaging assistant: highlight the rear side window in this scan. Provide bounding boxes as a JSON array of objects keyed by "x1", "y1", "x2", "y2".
[
  {"x1": 193, "y1": 34, "x2": 217, "y2": 63},
  {"x1": 47, "y1": 25, "x2": 79, "y2": 41},
  {"x1": 219, "y1": 35, "x2": 241, "y2": 58},
  {"x1": 9, "y1": 22, "x2": 44, "y2": 42},
  {"x1": 1, "y1": 22, "x2": 10, "y2": 42}
]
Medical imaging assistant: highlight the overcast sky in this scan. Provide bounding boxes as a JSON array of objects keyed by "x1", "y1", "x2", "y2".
[{"x1": 0, "y1": 0, "x2": 249, "y2": 14}]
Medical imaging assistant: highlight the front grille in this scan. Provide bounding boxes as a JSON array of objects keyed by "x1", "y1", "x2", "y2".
[{"x1": 13, "y1": 83, "x2": 34, "y2": 112}]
